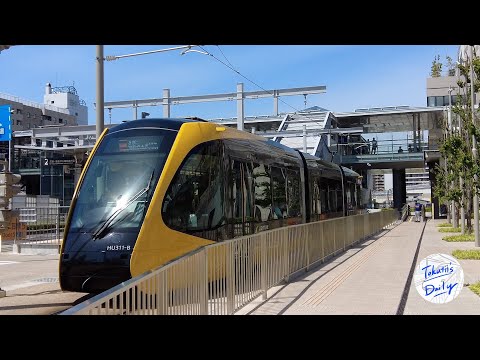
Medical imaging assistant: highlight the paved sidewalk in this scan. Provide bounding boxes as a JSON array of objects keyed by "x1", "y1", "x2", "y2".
[
  {"x1": 0, "y1": 282, "x2": 87, "y2": 315},
  {"x1": 0, "y1": 252, "x2": 86, "y2": 315},
  {"x1": 237, "y1": 218, "x2": 480, "y2": 315}
]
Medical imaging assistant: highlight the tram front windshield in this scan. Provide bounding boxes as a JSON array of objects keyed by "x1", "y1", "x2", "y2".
[{"x1": 69, "y1": 128, "x2": 176, "y2": 233}]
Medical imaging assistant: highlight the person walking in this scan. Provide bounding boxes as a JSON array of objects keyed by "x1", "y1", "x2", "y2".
[
  {"x1": 371, "y1": 138, "x2": 378, "y2": 154},
  {"x1": 414, "y1": 202, "x2": 422, "y2": 222}
]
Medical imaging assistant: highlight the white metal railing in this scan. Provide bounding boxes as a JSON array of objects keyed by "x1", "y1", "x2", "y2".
[{"x1": 61, "y1": 210, "x2": 399, "y2": 315}]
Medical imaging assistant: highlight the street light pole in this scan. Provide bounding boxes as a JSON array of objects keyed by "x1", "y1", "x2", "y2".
[
  {"x1": 96, "y1": 45, "x2": 104, "y2": 141},
  {"x1": 470, "y1": 45, "x2": 479, "y2": 246}
]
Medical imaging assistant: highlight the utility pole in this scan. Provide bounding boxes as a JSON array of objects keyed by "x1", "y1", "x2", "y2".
[
  {"x1": 237, "y1": 83, "x2": 244, "y2": 131},
  {"x1": 96, "y1": 45, "x2": 104, "y2": 141},
  {"x1": 470, "y1": 45, "x2": 479, "y2": 246}
]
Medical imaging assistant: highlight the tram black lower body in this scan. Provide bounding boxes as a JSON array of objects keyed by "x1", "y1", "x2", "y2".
[{"x1": 60, "y1": 263, "x2": 131, "y2": 293}]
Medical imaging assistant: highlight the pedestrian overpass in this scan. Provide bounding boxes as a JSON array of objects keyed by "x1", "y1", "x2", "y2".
[
  {"x1": 330, "y1": 106, "x2": 444, "y2": 216},
  {"x1": 334, "y1": 148, "x2": 426, "y2": 170}
]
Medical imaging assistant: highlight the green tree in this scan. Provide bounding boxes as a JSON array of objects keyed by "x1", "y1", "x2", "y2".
[
  {"x1": 430, "y1": 55, "x2": 443, "y2": 77},
  {"x1": 445, "y1": 55, "x2": 456, "y2": 76},
  {"x1": 433, "y1": 48, "x2": 480, "y2": 234}
]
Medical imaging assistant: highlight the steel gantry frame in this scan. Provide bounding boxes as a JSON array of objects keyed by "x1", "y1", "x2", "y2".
[{"x1": 104, "y1": 84, "x2": 327, "y2": 130}]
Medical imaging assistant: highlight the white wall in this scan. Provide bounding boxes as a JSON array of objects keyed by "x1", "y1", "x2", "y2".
[{"x1": 44, "y1": 92, "x2": 88, "y2": 125}]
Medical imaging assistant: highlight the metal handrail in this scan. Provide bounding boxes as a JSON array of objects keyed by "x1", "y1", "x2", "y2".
[
  {"x1": 333, "y1": 138, "x2": 429, "y2": 155},
  {"x1": 61, "y1": 210, "x2": 399, "y2": 315}
]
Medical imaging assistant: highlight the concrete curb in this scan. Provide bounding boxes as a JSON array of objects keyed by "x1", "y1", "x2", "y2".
[{"x1": 13, "y1": 243, "x2": 60, "y2": 255}]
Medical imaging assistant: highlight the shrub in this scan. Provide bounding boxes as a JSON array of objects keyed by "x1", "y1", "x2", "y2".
[
  {"x1": 442, "y1": 234, "x2": 474, "y2": 242},
  {"x1": 469, "y1": 282, "x2": 480, "y2": 297},
  {"x1": 437, "y1": 223, "x2": 452, "y2": 227},
  {"x1": 438, "y1": 227, "x2": 461, "y2": 233},
  {"x1": 452, "y1": 249, "x2": 480, "y2": 260}
]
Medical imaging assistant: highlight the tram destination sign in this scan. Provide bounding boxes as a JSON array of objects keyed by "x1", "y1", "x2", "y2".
[{"x1": 43, "y1": 158, "x2": 76, "y2": 166}]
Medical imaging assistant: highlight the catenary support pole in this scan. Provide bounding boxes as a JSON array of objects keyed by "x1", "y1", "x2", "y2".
[{"x1": 96, "y1": 45, "x2": 104, "y2": 140}]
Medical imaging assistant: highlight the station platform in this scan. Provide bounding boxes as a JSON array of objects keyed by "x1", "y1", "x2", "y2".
[{"x1": 236, "y1": 218, "x2": 480, "y2": 315}]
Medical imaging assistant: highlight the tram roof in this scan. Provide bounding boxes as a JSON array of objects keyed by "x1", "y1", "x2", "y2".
[{"x1": 108, "y1": 118, "x2": 208, "y2": 132}]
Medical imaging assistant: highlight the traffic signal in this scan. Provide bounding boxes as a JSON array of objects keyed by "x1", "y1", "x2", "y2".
[{"x1": 0, "y1": 172, "x2": 22, "y2": 208}]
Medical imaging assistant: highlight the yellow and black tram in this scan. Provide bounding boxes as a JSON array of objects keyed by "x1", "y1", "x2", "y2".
[{"x1": 59, "y1": 118, "x2": 362, "y2": 293}]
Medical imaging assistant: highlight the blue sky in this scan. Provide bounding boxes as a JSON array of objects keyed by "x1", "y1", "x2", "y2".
[{"x1": 0, "y1": 45, "x2": 458, "y2": 125}]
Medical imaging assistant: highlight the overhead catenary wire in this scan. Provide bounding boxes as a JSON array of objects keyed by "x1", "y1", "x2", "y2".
[
  {"x1": 199, "y1": 46, "x2": 337, "y2": 156},
  {"x1": 216, "y1": 45, "x2": 235, "y2": 69},
  {"x1": 198, "y1": 45, "x2": 325, "y2": 128}
]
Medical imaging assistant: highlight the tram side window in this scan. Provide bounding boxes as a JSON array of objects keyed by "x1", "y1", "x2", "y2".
[
  {"x1": 253, "y1": 162, "x2": 272, "y2": 222},
  {"x1": 328, "y1": 182, "x2": 337, "y2": 214},
  {"x1": 286, "y1": 169, "x2": 301, "y2": 218},
  {"x1": 235, "y1": 160, "x2": 255, "y2": 223},
  {"x1": 347, "y1": 182, "x2": 357, "y2": 209},
  {"x1": 231, "y1": 160, "x2": 243, "y2": 226},
  {"x1": 319, "y1": 178, "x2": 328, "y2": 213},
  {"x1": 328, "y1": 178, "x2": 343, "y2": 213},
  {"x1": 346, "y1": 183, "x2": 352, "y2": 209},
  {"x1": 228, "y1": 160, "x2": 256, "y2": 237},
  {"x1": 230, "y1": 159, "x2": 244, "y2": 236},
  {"x1": 310, "y1": 176, "x2": 315, "y2": 216},
  {"x1": 325, "y1": 178, "x2": 343, "y2": 213},
  {"x1": 311, "y1": 176, "x2": 321, "y2": 216},
  {"x1": 271, "y1": 167, "x2": 287, "y2": 219},
  {"x1": 337, "y1": 181, "x2": 344, "y2": 213},
  {"x1": 354, "y1": 183, "x2": 358, "y2": 207},
  {"x1": 354, "y1": 183, "x2": 359, "y2": 207},
  {"x1": 162, "y1": 141, "x2": 225, "y2": 233},
  {"x1": 244, "y1": 162, "x2": 255, "y2": 224}
]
